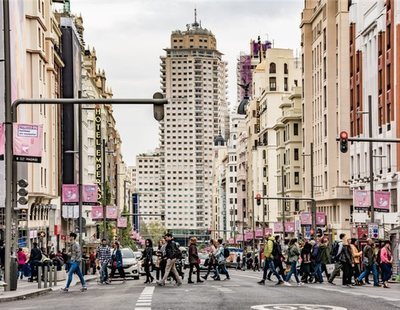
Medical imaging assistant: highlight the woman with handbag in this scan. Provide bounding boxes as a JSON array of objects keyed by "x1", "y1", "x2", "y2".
[
  {"x1": 188, "y1": 237, "x2": 203, "y2": 284},
  {"x1": 111, "y1": 242, "x2": 126, "y2": 282},
  {"x1": 142, "y1": 239, "x2": 154, "y2": 284}
]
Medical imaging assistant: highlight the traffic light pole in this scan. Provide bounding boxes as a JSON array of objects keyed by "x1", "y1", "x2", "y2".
[{"x1": 368, "y1": 96, "x2": 374, "y2": 222}]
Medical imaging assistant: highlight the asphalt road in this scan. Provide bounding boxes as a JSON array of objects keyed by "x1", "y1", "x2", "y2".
[{"x1": 3, "y1": 270, "x2": 400, "y2": 310}]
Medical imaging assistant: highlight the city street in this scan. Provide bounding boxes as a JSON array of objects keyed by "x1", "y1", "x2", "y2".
[{"x1": 3, "y1": 270, "x2": 400, "y2": 310}]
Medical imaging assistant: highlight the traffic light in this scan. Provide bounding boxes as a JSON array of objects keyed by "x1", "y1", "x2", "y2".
[
  {"x1": 339, "y1": 131, "x2": 348, "y2": 153},
  {"x1": 256, "y1": 194, "x2": 261, "y2": 206},
  {"x1": 17, "y1": 179, "x2": 28, "y2": 205}
]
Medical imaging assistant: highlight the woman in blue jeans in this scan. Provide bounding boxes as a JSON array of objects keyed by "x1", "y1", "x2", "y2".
[{"x1": 285, "y1": 238, "x2": 302, "y2": 286}]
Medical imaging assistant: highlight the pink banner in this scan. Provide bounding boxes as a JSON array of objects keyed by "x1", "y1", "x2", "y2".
[
  {"x1": 300, "y1": 212, "x2": 312, "y2": 225},
  {"x1": 62, "y1": 184, "x2": 79, "y2": 204},
  {"x1": 316, "y1": 212, "x2": 326, "y2": 226},
  {"x1": 264, "y1": 228, "x2": 273, "y2": 236},
  {"x1": 117, "y1": 217, "x2": 127, "y2": 228},
  {"x1": 374, "y1": 191, "x2": 390, "y2": 212},
  {"x1": 245, "y1": 231, "x2": 253, "y2": 241},
  {"x1": 0, "y1": 123, "x2": 4, "y2": 158},
  {"x1": 273, "y1": 222, "x2": 283, "y2": 233},
  {"x1": 285, "y1": 222, "x2": 295, "y2": 233},
  {"x1": 91, "y1": 206, "x2": 103, "y2": 220},
  {"x1": 13, "y1": 123, "x2": 43, "y2": 162},
  {"x1": 228, "y1": 238, "x2": 235, "y2": 245},
  {"x1": 353, "y1": 190, "x2": 370, "y2": 209},
  {"x1": 83, "y1": 184, "x2": 98, "y2": 205},
  {"x1": 255, "y1": 228, "x2": 263, "y2": 238},
  {"x1": 106, "y1": 206, "x2": 118, "y2": 219},
  {"x1": 236, "y1": 234, "x2": 243, "y2": 242}
]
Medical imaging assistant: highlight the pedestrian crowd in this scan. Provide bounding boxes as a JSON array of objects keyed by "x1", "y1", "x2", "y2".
[{"x1": 255, "y1": 233, "x2": 394, "y2": 288}]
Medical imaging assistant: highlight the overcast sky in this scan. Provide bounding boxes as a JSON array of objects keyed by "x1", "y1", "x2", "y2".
[{"x1": 71, "y1": 0, "x2": 303, "y2": 166}]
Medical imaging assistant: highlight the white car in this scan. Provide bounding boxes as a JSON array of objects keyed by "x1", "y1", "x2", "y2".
[{"x1": 108, "y1": 248, "x2": 140, "y2": 280}]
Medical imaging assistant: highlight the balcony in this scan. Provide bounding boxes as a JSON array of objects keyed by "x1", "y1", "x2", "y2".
[{"x1": 331, "y1": 186, "x2": 352, "y2": 200}]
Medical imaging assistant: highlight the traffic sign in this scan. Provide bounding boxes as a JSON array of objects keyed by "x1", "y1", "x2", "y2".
[{"x1": 368, "y1": 223, "x2": 379, "y2": 239}]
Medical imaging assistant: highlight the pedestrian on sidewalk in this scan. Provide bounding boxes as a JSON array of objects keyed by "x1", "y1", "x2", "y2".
[
  {"x1": 300, "y1": 240, "x2": 312, "y2": 283},
  {"x1": 350, "y1": 238, "x2": 362, "y2": 283},
  {"x1": 253, "y1": 255, "x2": 259, "y2": 271},
  {"x1": 112, "y1": 242, "x2": 126, "y2": 282},
  {"x1": 356, "y1": 238, "x2": 379, "y2": 287},
  {"x1": 17, "y1": 248, "x2": 27, "y2": 280},
  {"x1": 236, "y1": 253, "x2": 241, "y2": 270},
  {"x1": 142, "y1": 239, "x2": 154, "y2": 284},
  {"x1": 268, "y1": 235, "x2": 284, "y2": 279},
  {"x1": 28, "y1": 242, "x2": 42, "y2": 282},
  {"x1": 213, "y1": 239, "x2": 230, "y2": 281},
  {"x1": 89, "y1": 251, "x2": 96, "y2": 275},
  {"x1": 61, "y1": 232, "x2": 87, "y2": 292},
  {"x1": 340, "y1": 237, "x2": 353, "y2": 286},
  {"x1": 319, "y1": 238, "x2": 331, "y2": 280},
  {"x1": 96, "y1": 238, "x2": 111, "y2": 284},
  {"x1": 380, "y1": 240, "x2": 393, "y2": 288},
  {"x1": 157, "y1": 233, "x2": 182, "y2": 286},
  {"x1": 188, "y1": 237, "x2": 203, "y2": 284}
]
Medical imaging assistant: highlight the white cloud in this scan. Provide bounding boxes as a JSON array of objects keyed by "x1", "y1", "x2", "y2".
[{"x1": 71, "y1": 0, "x2": 303, "y2": 166}]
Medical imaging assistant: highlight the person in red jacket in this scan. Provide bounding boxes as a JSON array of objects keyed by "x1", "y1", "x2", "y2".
[
  {"x1": 17, "y1": 248, "x2": 27, "y2": 280},
  {"x1": 380, "y1": 241, "x2": 393, "y2": 288}
]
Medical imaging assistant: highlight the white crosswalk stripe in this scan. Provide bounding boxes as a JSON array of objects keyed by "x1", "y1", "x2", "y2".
[{"x1": 134, "y1": 286, "x2": 155, "y2": 310}]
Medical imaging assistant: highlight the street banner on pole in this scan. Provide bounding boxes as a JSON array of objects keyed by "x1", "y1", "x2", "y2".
[
  {"x1": 245, "y1": 231, "x2": 253, "y2": 241},
  {"x1": 300, "y1": 212, "x2": 312, "y2": 225},
  {"x1": 316, "y1": 212, "x2": 326, "y2": 226},
  {"x1": 0, "y1": 123, "x2": 4, "y2": 160},
  {"x1": 236, "y1": 234, "x2": 243, "y2": 242},
  {"x1": 62, "y1": 184, "x2": 79, "y2": 205},
  {"x1": 374, "y1": 191, "x2": 390, "y2": 212},
  {"x1": 91, "y1": 206, "x2": 104, "y2": 220},
  {"x1": 255, "y1": 229, "x2": 263, "y2": 238},
  {"x1": 273, "y1": 222, "x2": 283, "y2": 233},
  {"x1": 117, "y1": 217, "x2": 127, "y2": 228},
  {"x1": 13, "y1": 123, "x2": 43, "y2": 162},
  {"x1": 106, "y1": 206, "x2": 118, "y2": 219},
  {"x1": 83, "y1": 184, "x2": 98, "y2": 205},
  {"x1": 284, "y1": 222, "x2": 295, "y2": 233},
  {"x1": 353, "y1": 190, "x2": 370, "y2": 210}
]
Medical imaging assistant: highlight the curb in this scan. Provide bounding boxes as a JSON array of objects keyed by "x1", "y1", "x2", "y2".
[{"x1": 0, "y1": 288, "x2": 52, "y2": 303}]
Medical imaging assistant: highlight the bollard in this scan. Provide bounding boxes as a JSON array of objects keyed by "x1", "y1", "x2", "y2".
[
  {"x1": 53, "y1": 267, "x2": 57, "y2": 286},
  {"x1": 43, "y1": 266, "x2": 48, "y2": 289},
  {"x1": 37, "y1": 267, "x2": 42, "y2": 289},
  {"x1": 48, "y1": 266, "x2": 53, "y2": 287}
]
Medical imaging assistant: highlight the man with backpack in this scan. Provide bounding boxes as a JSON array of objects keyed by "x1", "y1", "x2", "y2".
[
  {"x1": 213, "y1": 239, "x2": 230, "y2": 281},
  {"x1": 267, "y1": 235, "x2": 284, "y2": 279},
  {"x1": 157, "y1": 233, "x2": 182, "y2": 286},
  {"x1": 328, "y1": 233, "x2": 346, "y2": 285},
  {"x1": 258, "y1": 234, "x2": 286, "y2": 285}
]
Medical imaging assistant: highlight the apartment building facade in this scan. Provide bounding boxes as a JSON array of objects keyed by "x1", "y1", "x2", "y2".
[
  {"x1": 159, "y1": 17, "x2": 228, "y2": 241},
  {"x1": 301, "y1": 0, "x2": 352, "y2": 236}
]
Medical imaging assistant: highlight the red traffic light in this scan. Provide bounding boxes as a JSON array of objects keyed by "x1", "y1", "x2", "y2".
[
  {"x1": 255, "y1": 194, "x2": 261, "y2": 199},
  {"x1": 256, "y1": 194, "x2": 262, "y2": 206},
  {"x1": 339, "y1": 131, "x2": 348, "y2": 140}
]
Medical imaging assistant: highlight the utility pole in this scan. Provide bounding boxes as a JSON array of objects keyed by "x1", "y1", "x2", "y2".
[
  {"x1": 281, "y1": 166, "x2": 285, "y2": 237},
  {"x1": 368, "y1": 96, "x2": 375, "y2": 223},
  {"x1": 310, "y1": 142, "x2": 316, "y2": 231},
  {"x1": 78, "y1": 101, "x2": 83, "y2": 248}
]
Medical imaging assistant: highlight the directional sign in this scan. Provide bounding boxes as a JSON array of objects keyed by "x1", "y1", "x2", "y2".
[{"x1": 368, "y1": 223, "x2": 379, "y2": 239}]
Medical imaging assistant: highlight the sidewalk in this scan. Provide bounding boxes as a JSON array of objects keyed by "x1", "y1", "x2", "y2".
[{"x1": 0, "y1": 274, "x2": 98, "y2": 303}]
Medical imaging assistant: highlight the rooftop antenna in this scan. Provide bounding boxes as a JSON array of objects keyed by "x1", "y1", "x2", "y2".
[{"x1": 193, "y1": 7, "x2": 200, "y2": 27}]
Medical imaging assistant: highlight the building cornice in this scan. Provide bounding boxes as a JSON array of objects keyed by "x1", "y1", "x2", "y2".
[{"x1": 26, "y1": 14, "x2": 47, "y2": 31}]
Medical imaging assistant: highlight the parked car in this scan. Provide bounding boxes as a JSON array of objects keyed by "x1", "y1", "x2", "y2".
[{"x1": 108, "y1": 247, "x2": 140, "y2": 280}]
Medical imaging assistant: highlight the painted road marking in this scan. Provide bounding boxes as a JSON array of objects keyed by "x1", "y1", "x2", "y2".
[
  {"x1": 251, "y1": 304, "x2": 347, "y2": 310},
  {"x1": 134, "y1": 286, "x2": 155, "y2": 310},
  {"x1": 312, "y1": 285, "x2": 400, "y2": 302}
]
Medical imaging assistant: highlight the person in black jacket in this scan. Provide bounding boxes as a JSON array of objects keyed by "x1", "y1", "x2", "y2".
[
  {"x1": 28, "y1": 242, "x2": 42, "y2": 282},
  {"x1": 142, "y1": 239, "x2": 154, "y2": 284},
  {"x1": 340, "y1": 237, "x2": 353, "y2": 286},
  {"x1": 157, "y1": 233, "x2": 182, "y2": 286}
]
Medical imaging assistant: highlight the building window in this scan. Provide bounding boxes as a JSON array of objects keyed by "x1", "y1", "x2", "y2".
[
  {"x1": 269, "y1": 62, "x2": 276, "y2": 74},
  {"x1": 294, "y1": 172, "x2": 299, "y2": 185},
  {"x1": 284, "y1": 63, "x2": 288, "y2": 74},
  {"x1": 293, "y1": 123, "x2": 299, "y2": 136},
  {"x1": 294, "y1": 148, "x2": 299, "y2": 161},
  {"x1": 269, "y1": 77, "x2": 276, "y2": 91},
  {"x1": 284, "y1": 78, "x2": 288, "y2": 91}
]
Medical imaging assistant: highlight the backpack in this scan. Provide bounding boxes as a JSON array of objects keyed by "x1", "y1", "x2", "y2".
[
  {"x1": 223, "y1": 248, "x2": 230, "y2": 258},
  {"x1": 172, "y1": 242, "x2": 182, "y2": 260},
  {"x1": 330, "y1": 241, "x2": 340, "y2": 261},
  {"x1": 271, "y1": 240, "x2": 279, "y2": 258}
]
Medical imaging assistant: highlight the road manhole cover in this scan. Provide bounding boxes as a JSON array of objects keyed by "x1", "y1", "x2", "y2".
[{"x1": 251, "y1": 305, "x2": 347, "y2": 310}]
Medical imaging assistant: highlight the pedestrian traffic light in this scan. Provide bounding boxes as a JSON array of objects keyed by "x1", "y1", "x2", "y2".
[
  {"x1": 17, "y1": 179, "x2": 28, "y2": 205},
  {"x1": 256, "y1": 194, "x2": 261, "y2": 206},
  {"x1": 339, "y1": 131, "x2": 348, "y2": 153}
]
